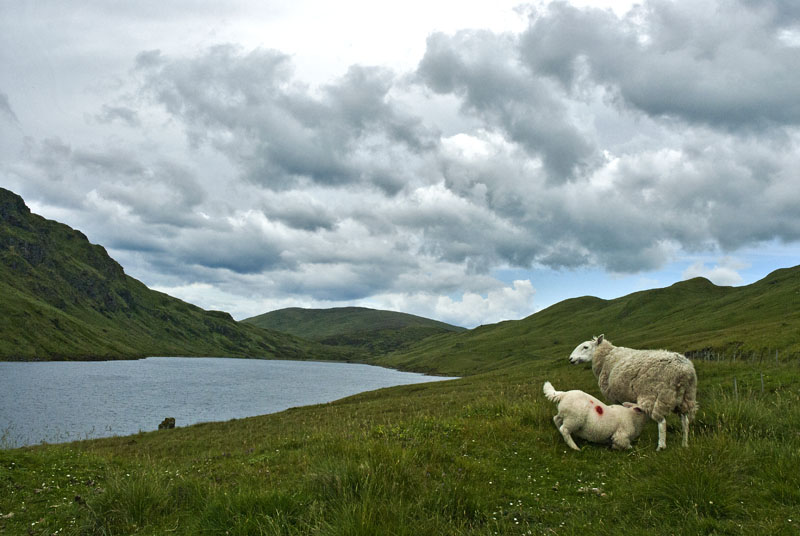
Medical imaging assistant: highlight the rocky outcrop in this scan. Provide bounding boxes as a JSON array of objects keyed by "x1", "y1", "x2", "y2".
[{"x1": 158, "y1": 417, "x2": 176, "y2": 430}]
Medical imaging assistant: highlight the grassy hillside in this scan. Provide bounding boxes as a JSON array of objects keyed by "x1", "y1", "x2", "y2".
[
  {"x1": 244, "y1": 306, "x2": 465, "y2": 354},
  {"x1": 0, "y1": 188, "x2": 348, "y2": 362},
  {"x1": 379, "y1": 267, "x2": 800, "y2": 375},
  {"x1": 2, "y1": 357, "x2": 798, "y2": 535}
]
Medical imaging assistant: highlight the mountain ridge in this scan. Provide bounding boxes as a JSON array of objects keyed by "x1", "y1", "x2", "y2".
[
  {"x1": 377, "y1": 266, "x2": 800, "y2": 374},
  {"x1": 0, "y1": 187, "x2": 349, "y2": 362},
  {"x1": 243, "y1": 306, "x2": 465, "y2": 355},
  {"x1": 4, "y1": 186, "x2": 800, "y2": 373}
]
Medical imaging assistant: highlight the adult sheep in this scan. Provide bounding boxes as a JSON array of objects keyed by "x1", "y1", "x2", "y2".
[{"x1": 568, "y1": 334, "x2": 697, "y2": 450}]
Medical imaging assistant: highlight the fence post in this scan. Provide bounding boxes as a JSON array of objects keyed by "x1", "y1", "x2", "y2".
[{"x1": 733, "y1": 376, "x2": 738, "y2": 401}]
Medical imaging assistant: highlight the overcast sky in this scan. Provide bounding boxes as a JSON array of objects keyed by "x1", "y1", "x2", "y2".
[{"x1": 2, "y1": 0, "x2": 800, "y2": 328}]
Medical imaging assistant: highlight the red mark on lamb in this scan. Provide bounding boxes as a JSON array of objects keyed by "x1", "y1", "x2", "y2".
[{"x1": 595, "y1": 405, "x2": 604, "y2": 416}]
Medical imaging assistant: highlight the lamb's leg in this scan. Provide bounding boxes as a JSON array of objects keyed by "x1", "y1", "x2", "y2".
[
  {"x1": 610, "y1": 431, "x2": 632, "y2": 450},
  {"x1": 558, "y1": 425, "x2": 581, "y2": 451},
  {"x1": 680, "y1": 413, "x2": 689, "y2": 447},
  {"x1": 656, "y1": 417, "x2": 667, "y2": 450},
  {"x1": 553, "y1": 416, "x2": 580, "y2": 450}
]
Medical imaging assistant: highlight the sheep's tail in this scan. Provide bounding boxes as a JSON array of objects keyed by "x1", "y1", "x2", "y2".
[{"x1": 543, "y1": 381, "x2": 563, "y2": 403}]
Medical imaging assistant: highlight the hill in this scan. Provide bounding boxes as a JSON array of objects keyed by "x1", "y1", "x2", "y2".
[
  {"x1": 0, "y1": 187, "x2": 347, "y2": 361},
  {"x1": 379, "y1": 266, "x2": 800, "y2": 375},
  {"x1": 243, "y1": 306, "x2": 466, "y2": 355}
]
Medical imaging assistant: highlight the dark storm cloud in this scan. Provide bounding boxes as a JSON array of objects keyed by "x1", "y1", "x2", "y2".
[
  {"x1": 520, "y1": 0, "x2": 800, "y2": 130},
  {"x1": 741, "y1": 0, "x2": 800, "y2": 22},
  {"x1": 176, "y1": 226, "x2": 288, "y2": 275},
  {"x1": 416, "y1": 30, "x2": 597, "y2": 182},
  {"x1": 136, "y1": 46, "x2": 439, "y2": 193},
  {"x1": 12, "y1": 136, "x2": 207, "y2": 229},
  {"x1": 95, "y1": 105, "x2": 141, "y2": 127},
  {"x1": 400, "y1": 0, "x2": 800, "y2": 274},
  {"x1": 0, "y1": 92, "x2": 18, "y2": 123},
  {"x1": 260, "y1": 193, "x2": 337, "y2": 231},
  {"x1": 562, "y1": 130, "x2": 800, "y2": 270},
  {"x1": 6, "y1": 0, "x2": 800, "y2": 325}
]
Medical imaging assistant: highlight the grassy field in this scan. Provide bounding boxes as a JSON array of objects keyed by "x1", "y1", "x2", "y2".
[{"x1": 2, "y1": 354, "x2": 799, "y2": 535}]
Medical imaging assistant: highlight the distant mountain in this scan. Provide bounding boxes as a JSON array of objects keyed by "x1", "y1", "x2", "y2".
[
  {"x1": 380, "y1": 267, "x2": 800, "y2": 375},
  {"x1": 0, "y1": 188, "x2": 347, "y2": 362},
  {"x1": 243, "y1": 307, "x2": 465, "y2": 355}
]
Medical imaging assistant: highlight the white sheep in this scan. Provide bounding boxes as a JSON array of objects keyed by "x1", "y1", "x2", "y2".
[
  {"x1": 543, "y1": 381, "x2": 648, "y2": 450},
  {"x1": 569, "y1": 334, "x2": 698, "y2": 450}
]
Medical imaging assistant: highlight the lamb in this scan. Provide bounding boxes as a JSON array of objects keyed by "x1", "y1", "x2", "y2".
[
  {"x1": 568, "y1": 334, "x2": 698, "y2": 450},
  {"x1": 543, "y1": 381, "x2": 648, "y2": 450}
]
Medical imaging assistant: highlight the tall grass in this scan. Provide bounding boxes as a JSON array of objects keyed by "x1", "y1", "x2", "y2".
[{"x1": 2, "y1": 359, "x2": 799, "y2": 535}]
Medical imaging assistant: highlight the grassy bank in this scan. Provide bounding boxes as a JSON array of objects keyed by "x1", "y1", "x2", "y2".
[{"x1": 2, "y1": 357, "x2": 799, "y2": 535}]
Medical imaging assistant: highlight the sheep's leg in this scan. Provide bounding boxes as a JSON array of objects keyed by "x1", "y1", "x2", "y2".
[
  {"x1": 553, "y1": 416, "x2": 580, "y2": 450},
  {"x1": 681, "y1": 414, "x2": 689, "y2": 447},
  {"x1": 656, "y1": 417, "x2": 667, "y2": 450}
]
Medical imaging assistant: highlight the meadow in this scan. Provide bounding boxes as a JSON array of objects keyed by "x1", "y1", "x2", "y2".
[{"x1": 2, "y1": 354, "x2": 798, "y2": 535}]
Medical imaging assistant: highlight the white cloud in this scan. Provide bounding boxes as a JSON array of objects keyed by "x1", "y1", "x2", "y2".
[
  {"x1": 373, "y1": 279, "x2": 536, "y2": 328},
  {"x1": 3, "y1": 0, "x2": 800, "y2": 328},
  {"x1": 682, "y1": 258, "x2": 750, "y2": 286}
]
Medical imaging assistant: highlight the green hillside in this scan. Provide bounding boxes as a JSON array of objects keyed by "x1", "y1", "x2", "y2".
[
  {"x1": 0, "y1": 188, "x2": 347, "y2": 362},
  {"x1": 379, "y1": 267, "x2": 800, "y2": 375},
  {"x1": 243, "y1": 306, "x2": 465, "y2": 354}
]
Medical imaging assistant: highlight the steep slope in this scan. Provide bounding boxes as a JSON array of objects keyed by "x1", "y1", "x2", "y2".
[
  {"x1": 380, "y1": 267, "x2": 800, "y2": 375},
  {"x1": 0, "y1": 188, "x2": 346, "y2": 361},
  {"x1": 243, "y1": 306, "x2": 465, "y2": 354}
]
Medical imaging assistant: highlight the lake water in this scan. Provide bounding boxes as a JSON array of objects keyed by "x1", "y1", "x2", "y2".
[{"x1": 0, "y1": 357, "x2": 455, "y2": 448}]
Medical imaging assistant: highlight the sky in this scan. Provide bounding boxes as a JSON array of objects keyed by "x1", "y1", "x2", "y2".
[{"x1": 2, "y1": 0, "x2": 800, "y2": 328}]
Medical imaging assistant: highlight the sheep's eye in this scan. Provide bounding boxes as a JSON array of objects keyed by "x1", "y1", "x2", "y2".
[{"x1": 582, "y1": 345, "x2": 588, "y2": 349}]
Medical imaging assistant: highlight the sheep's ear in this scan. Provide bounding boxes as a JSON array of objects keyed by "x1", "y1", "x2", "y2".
[{"x1": 596, "y1": 334, "x2": 604, "y2": 344}]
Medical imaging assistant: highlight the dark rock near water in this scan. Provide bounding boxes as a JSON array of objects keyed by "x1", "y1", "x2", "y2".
[{"x1": 158, "y1": 417, "x2": 176, "y2": 430}]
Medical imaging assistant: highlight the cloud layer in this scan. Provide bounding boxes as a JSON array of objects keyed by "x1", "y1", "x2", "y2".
[{"x1": 2, "y1": 0, "x2": 799, "y2": 326}]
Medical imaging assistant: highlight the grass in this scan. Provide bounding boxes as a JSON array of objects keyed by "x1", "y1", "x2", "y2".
[{"x1": 2, "y1": 357, "x2": 799, "y2": 535}]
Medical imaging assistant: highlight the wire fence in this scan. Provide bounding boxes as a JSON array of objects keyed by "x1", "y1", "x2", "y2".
[{"x1": 687, "y1": 348, "x2": 796, "y2": 364}]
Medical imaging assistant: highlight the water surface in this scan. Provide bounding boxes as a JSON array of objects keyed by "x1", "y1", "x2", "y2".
[{"x1": 0, "y1": 357, "x2": 455, "y2": 448}]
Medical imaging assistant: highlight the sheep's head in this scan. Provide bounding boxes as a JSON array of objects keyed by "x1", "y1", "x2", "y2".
[{"x1": 568, "y1": 334, "x2": 604, "y2": 364}]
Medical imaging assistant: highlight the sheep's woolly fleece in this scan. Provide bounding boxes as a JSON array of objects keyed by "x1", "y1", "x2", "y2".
[
  {"x1": 569, "y1": 335, "x2": 697, "y2": 450},
  {"x1": 543, "y1": 381, "x2": 649, "y2": 450}
]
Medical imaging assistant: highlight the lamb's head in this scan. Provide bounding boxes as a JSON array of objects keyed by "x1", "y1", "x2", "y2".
[
  {"x1": 622, "y1": 402, "x2": 649, "y2": 433},
  {"x1": 568, "y1": 334, "x2": 604, "y2": 364}
]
